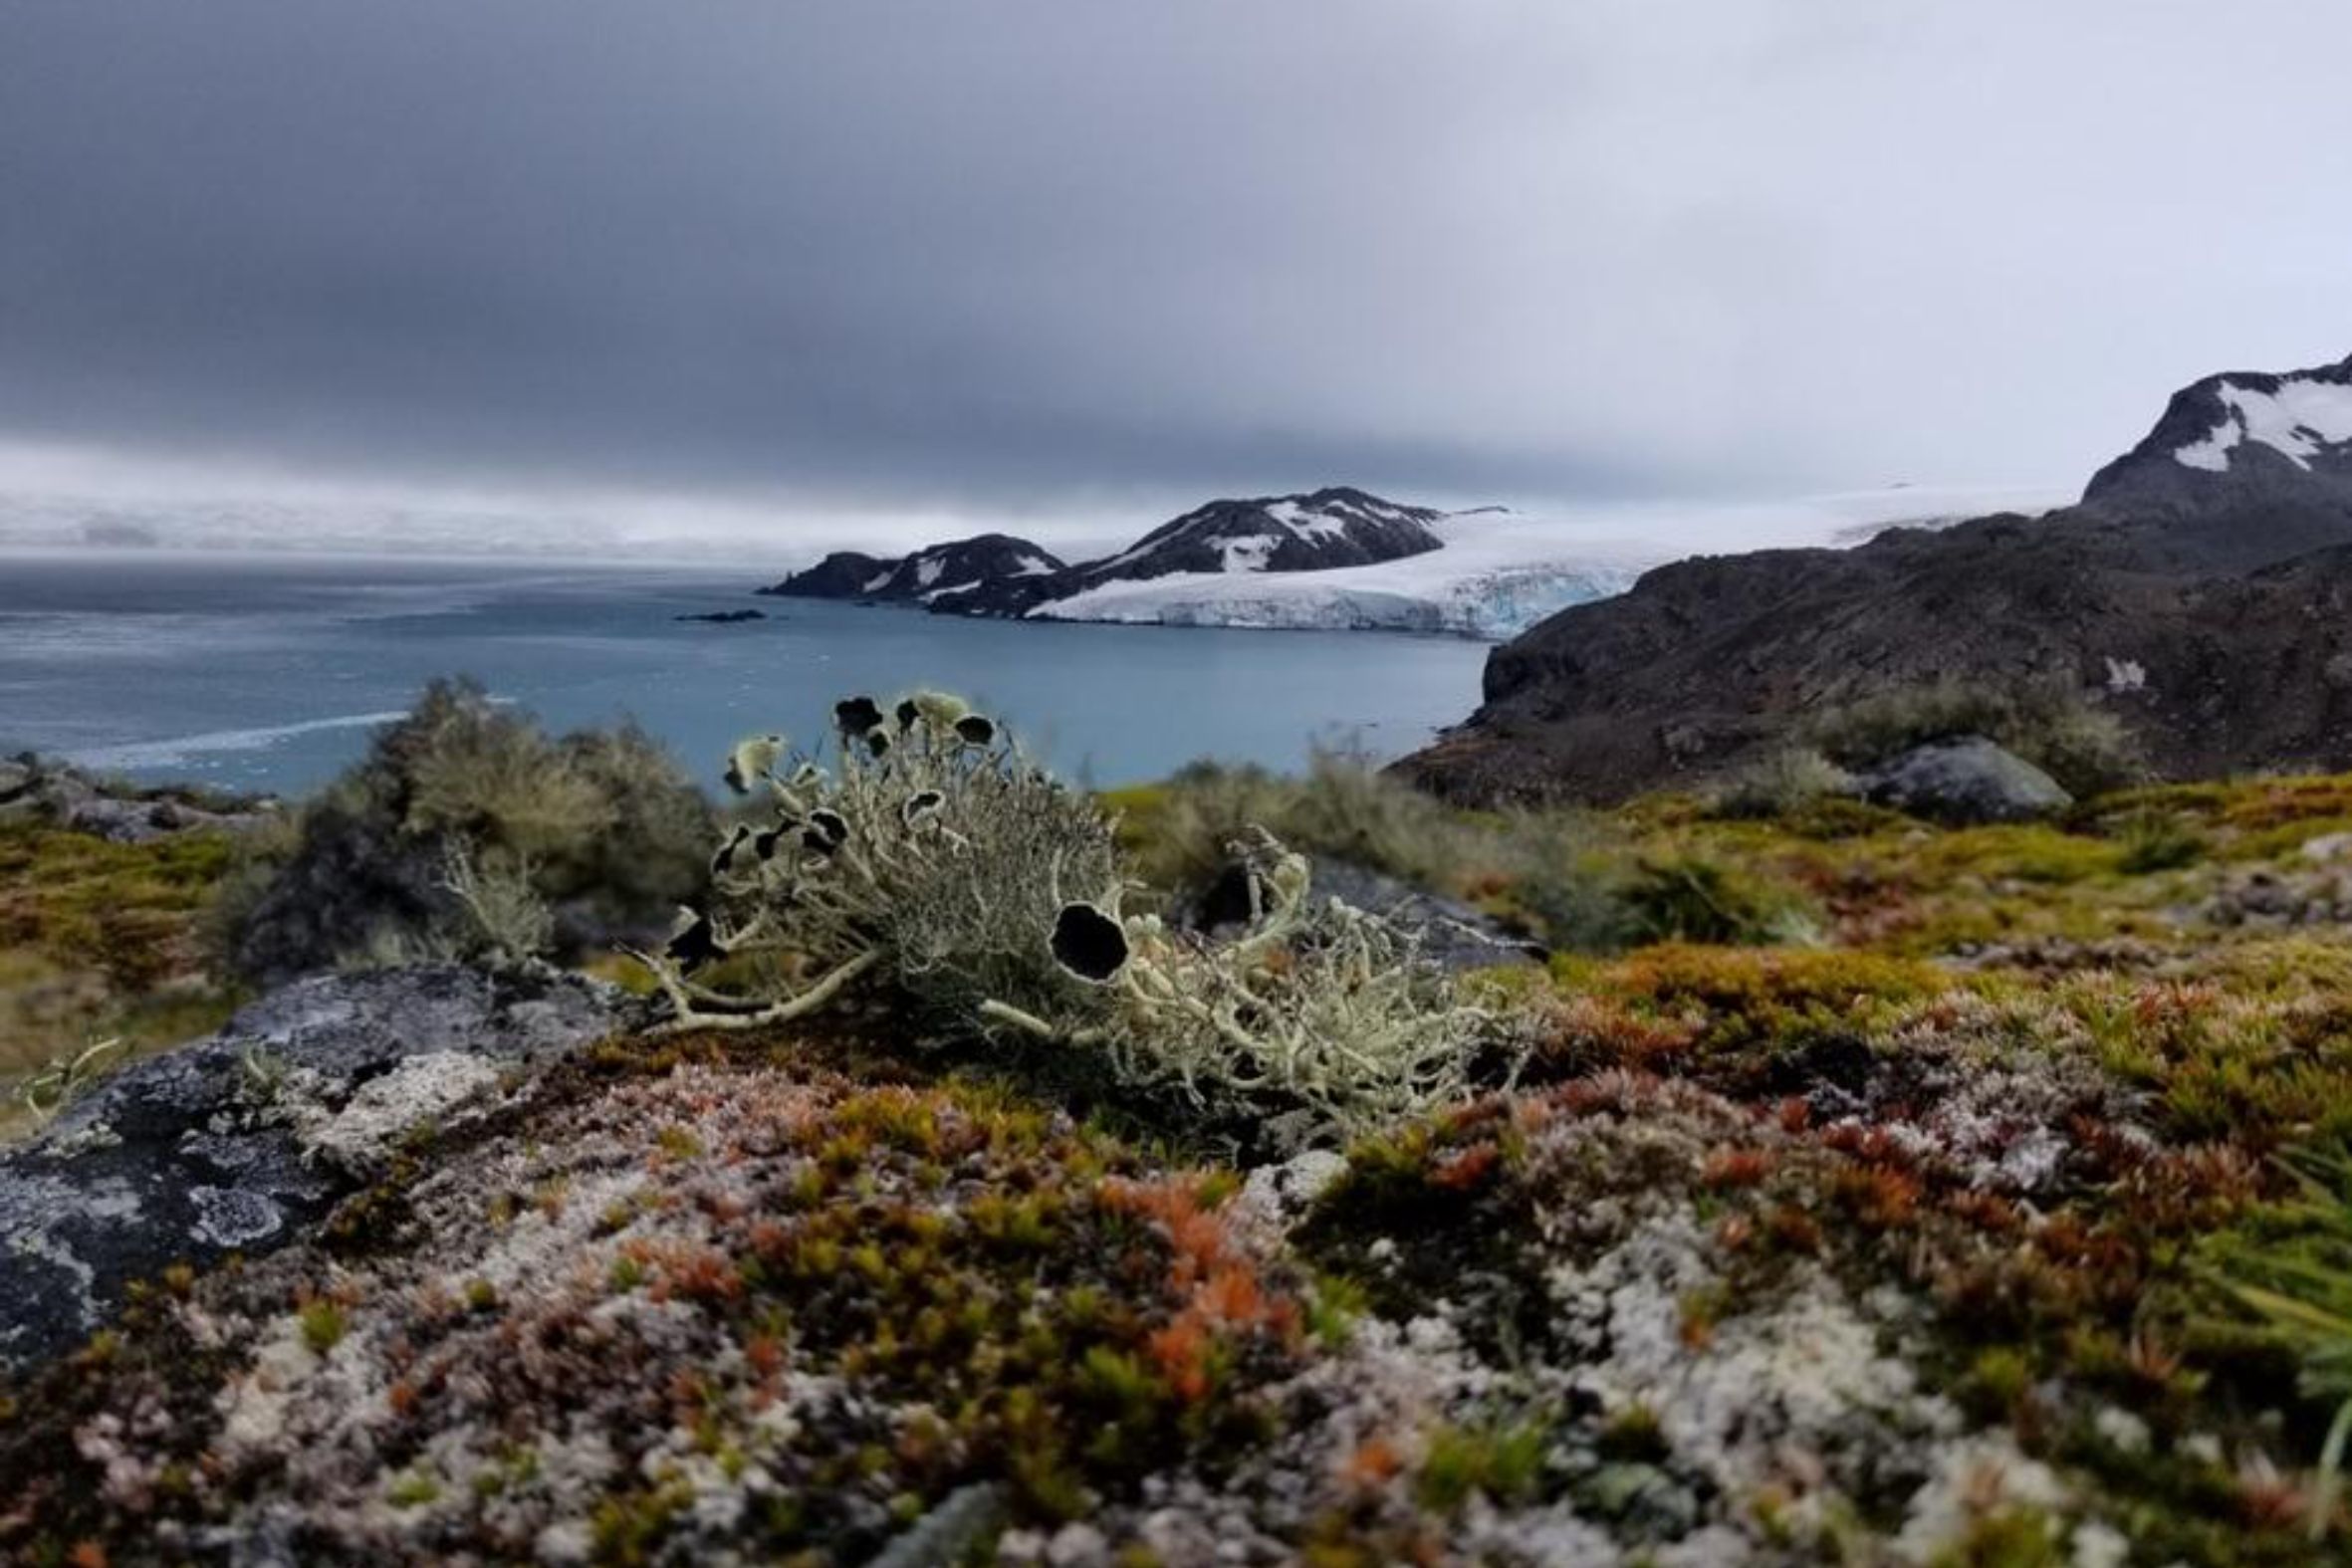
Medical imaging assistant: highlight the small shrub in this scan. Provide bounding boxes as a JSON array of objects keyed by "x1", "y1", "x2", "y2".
[
  {"x1": 1132, "y1": 749, "x2": 1494, "y2": 898},
  {"x1": 438, "y1": 840, "x2": 556, "y2": 966},
  {"x1": 297, "y1": 1297, "x2": 349, "y2": 1355},
  {"x1": 1803, "y1": 676, "x2": 2143, "y2": 797},
  {"x1": 1616, "y1": 852, "x2": 1817, "y2": 948},
  {"x1": 1510, "y1": 847, "x2": 1640, "y2": 954},
  {"x1": 2210, "y1": 1145, "x2": 2352, "y2": 1540},
  {"x1": 1711, "y1": 747, "x2": 1857, "y2": 821},
  {"x1": 219, "y1": 680, "x2": 712, "y2": 983},
  {"x1": 2114, "y1": 812, "x2": 2205, "y2": 874}
]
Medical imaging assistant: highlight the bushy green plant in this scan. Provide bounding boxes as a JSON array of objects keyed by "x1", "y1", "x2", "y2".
[
  {"x1": 438, "y1": 840, "x2": 556, "y2": 967},
  {"x1": 1710, "y1": 747, "x2": 1857, "y2": 820},
  {"x1": 1802, "y1": 676, "x2": 2143, "y2": 797},
  {"x1": 2114, "y1": 810, "x2": 2205, "y2": 874},
  {"x1": 1616, "y1": 851, "x2": 1817, "y2": 948},
  {"x1": 2211, "y1": 1145, "x2": 2352, "y2": 1540},
  {"x1": 637, "y1": 694, "x2": 1501, "y2": 1150},
  {"x1": 1132, "y1": 748, "x2": 1495, "y2": 897},
  {"x1": 1132, "y1": 750, "x2": 1626, "y2": 954},
  {"x1": 219, "y1": 680, "x2": 712, "y2": 983},
  {"x1": 1509, "y1": 845, "x2": 1642, "y2": 953}
]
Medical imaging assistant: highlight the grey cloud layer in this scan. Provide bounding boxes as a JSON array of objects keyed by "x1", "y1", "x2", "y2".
[{"x1": 3, "y1": 1, "x2": 2348, "y2": 515}]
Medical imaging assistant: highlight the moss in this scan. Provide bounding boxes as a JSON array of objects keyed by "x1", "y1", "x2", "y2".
[
  {"x1": 2112, "y1": 811, "x2": 2207, "y2": 873},
  {"x1": 1595, "y1": 1403, "x2": 1670, "y2": 1464},
  {"x1": 0, "y1": 821, "x2": 245, "y2": 1137},
  {"x1": 1925, "y1": 1507, "x2": 2067, "y2": 1568},
  {"x1": 0, "y1": 1068, "x2": 1319, "y2": 1562},
  {"x1": 1537, "y1": 943, "x2": 1955, "y2": 1082},
  {"x1": 1304, "y1": 1272, "x2": 1370, "y2": 1352},
  {"x1": 39, "y1": 743, "x2": 2352, "y2": 1559},
  {"x1": 1414, "y1": 1418, "x2": 1549, "y2": 1513},
  {"x1": 297, "y1": 1297, "x2": 349, "y2": 1354}
]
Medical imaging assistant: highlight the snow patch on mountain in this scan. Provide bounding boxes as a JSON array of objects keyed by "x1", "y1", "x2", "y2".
[
  {"x1": 1219, "y1": 535, "x2": 1280, "y2": 571},
  {"x1": 2174, "y1": 377, "x2": 2352, "y2": 472}
]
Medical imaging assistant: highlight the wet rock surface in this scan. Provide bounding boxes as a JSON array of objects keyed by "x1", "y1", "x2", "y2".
[{"x1": 0, "y1": 965, "x2": 623, "y2": 1374}]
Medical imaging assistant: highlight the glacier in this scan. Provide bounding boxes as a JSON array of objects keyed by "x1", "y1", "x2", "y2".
[{"x1": 1023, "y1": 486, "x2": 2069, "y2": 640}]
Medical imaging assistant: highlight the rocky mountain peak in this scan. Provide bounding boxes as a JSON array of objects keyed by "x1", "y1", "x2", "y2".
[
  {"x1": 1100, "y1": 488, "x2": 1444, "y2": 579},
  {"x1": 2082, "y1": 353, "x2": 2352, "y2": 542}
]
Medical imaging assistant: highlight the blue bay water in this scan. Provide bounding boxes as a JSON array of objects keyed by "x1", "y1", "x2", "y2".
[{"x1": 0, "y1": 551, "x2": 1489, "y2": 794}]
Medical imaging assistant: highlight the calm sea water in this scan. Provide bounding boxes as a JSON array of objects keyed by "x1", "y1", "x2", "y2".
[{"x1": 0, "y1": 551, "x2": 1489, "y2": 794}]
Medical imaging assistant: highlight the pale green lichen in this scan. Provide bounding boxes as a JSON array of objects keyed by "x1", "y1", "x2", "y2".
[{"x1": 634, "y1": 695, "x2": 1502, "y2": 1148}]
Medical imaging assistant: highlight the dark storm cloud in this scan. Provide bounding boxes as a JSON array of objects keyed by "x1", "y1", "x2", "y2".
[{"x1": 3, "y1": 1, "x2": 2349, "y2": 520}]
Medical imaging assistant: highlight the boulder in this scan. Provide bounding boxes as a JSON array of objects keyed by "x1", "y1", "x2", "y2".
[
  {"x1": 0, "y1": 964, "x2": 625, "y2": 1375},
  {"x1": 1859, "y1": 736, "x2": 2072, "y2": 824}
]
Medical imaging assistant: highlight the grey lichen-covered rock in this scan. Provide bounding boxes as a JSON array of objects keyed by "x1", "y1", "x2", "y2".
[
  {"x1": 868, "y1": 1483, "x2": 1008, "y2": 1568},
  {"x1": 1858, "y1": 736, "x2": 2072, "y2": 825},
  {"x1": 0, "y1": 964, "x2": 623, "y2": 1375},
  {"x1": 0, "y1": 751, "x2": 277, "y2": 842}
]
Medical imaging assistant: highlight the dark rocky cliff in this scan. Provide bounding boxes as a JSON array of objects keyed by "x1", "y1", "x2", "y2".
[{"x1": 1401, "y1": 352, "x2": 2352, "y2": 803}]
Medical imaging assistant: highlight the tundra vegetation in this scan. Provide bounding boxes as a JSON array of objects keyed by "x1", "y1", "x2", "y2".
[
  {"x1": 12, "y1": 687, "x2": 2352, "y2": 1562},
  {"x1": 214, "y1": 677, "x2": 713, "y2": 986}
]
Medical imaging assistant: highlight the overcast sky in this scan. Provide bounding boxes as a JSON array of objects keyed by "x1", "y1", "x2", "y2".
[{"x1": 2, "y1": 1, "x2": 2348, "y2": 550}]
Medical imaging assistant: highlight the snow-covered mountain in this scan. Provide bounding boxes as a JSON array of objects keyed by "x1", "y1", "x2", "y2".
[
  {"x1": 1077, "y1": 487, "x2": 1443, "y2": 577},
  {"x1": 2079, "y1": 353, "x2": 2352, "y2": 568},
  {"x1": 932, "y1": 488, "x2": 1446, "y2": 617},
  {"x1": 1013, "y1": 486, "x2": 2073, "y2": 639},
  {"x1": 752, "y1": 483, "x2": 2073, "y2": 641},
  {"x1": 1023, "y1": 509, "x2": 1646, "y2": 637},
  {"x1": 2090, "y1": 354, "x2": 2352, "y2": 499},
  {"x1": 758, "y1": 534, "x2": 1064, "y2": 604}
]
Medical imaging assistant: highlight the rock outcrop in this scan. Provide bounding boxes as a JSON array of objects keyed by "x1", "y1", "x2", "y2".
[
  {"x1": 0, "y1": 753, "x2": 276, "y2": 843},
  {"x1": 2080, "y1": 353, "x2": 2352, "y2": 563},
  {"x1": 1402, "y1": 352, "x2": 2352, "y2": 803},
  {"x1": 0, "y1": 965, "x2": 623, "y2": 1374}
]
